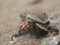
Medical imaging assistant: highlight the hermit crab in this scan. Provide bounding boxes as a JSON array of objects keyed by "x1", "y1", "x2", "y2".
[{"x1": 11, "y1": 10, "x2": 59, "y2": 41}]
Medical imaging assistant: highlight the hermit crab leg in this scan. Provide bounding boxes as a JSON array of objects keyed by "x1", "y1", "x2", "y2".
[
  {"x1": 36, "y1": 23, "x2": 51, "y2": 36},
  {"x1": 18, "y1": 21, "x2": 29, "y2": 34},
  {"x1": 36, "y1": 23, "x2": 48, "y2": 31},
  {"x1": 11, "y1": 21, "x2": 30, "y2": 40}
]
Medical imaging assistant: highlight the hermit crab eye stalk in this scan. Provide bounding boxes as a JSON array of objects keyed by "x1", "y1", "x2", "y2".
[{"x1": 20, "y1": 12, "x2": 27, "y2": 22}]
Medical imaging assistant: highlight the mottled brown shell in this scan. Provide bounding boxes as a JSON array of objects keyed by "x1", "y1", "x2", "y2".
[
  {"x1": 26, "y1": 10, "x2": 49, "y2": 24},
  {"x1": 20, "y1": 8, "x2": 49, "y2": 24}
]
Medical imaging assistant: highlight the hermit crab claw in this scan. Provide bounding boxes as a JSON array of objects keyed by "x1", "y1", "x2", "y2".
[
  {"x1": 11, "y1": 34, "x2": 19, "y2": 41},
  {"x1": 9, "y1": 34, "x2": 18, "y2": 44}
]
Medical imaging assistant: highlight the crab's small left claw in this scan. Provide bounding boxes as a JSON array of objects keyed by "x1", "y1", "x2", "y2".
[{"x1": 11, "y1": 34, "x2": 19, "y2": 41}]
